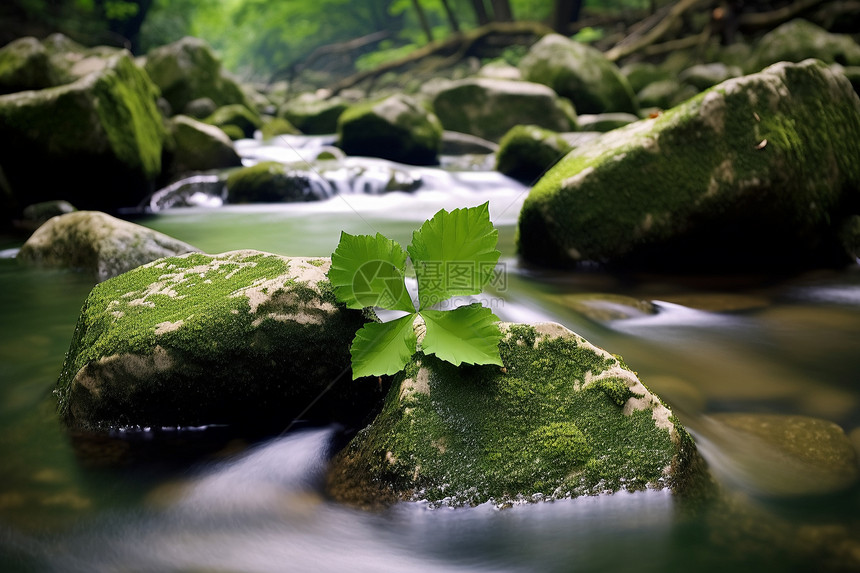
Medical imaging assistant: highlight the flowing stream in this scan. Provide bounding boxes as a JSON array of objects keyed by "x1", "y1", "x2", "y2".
[{"x1": 1, "y1": 139, "x2": 860, "y2": 572}]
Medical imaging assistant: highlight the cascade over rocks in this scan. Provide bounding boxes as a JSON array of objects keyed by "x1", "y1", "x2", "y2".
[
  {"x1": 327, "y1": 322, "x2": 700, "y2": 509},
  {"x1": 517, "y1": 60, "x2": 860, "y2": 271},
  {"x1": 56, "y1": 250, "x2": 378, "y2": 432}
]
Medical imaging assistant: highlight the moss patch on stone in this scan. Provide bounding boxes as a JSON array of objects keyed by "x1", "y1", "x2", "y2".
[
  {"x1": 56, "y1": 251, "x2": 375, "y2": 431},
  {"x1": 517, "y1": 60, "x2": 860, "y2": 270},
  {"x1": 496, "y1": 125, "x2": 573, "y2": 183},
  {"x1": 327, "y1": 322, "x2": 695, "y2": 508}
]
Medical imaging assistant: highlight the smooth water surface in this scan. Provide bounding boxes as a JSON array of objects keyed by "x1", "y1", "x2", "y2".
[{"x1": 2, "y1": 156, "x2": 860, "y2": 572}]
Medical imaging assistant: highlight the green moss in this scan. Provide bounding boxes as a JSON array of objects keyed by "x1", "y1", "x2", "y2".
[
  {"x1": 517, "y1": 60, "x2": 860, "y2": 269},
  {"x1": 496, "y1": 125, "x2": 572, "y2": 182},
  {"x1": 204, "y1": 104, "x2": 262, "y2": 138},
  {"x1": 226, "y1": 161, "x2": 316, "y2": 203},
  {"x1": 337, "y1": 95, "x2": 441, "y2": 165},
  {"x1": 330, "y1": 324, "x2": 690, "y2": 507}
]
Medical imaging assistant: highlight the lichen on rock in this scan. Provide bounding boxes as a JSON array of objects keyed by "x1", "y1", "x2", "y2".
[
  {"x1": 55, "y1": 250, "x2": 377, "y2": 432},
  {"x1": 326, "y1": 322, "x2": 698, "y2": 509}
]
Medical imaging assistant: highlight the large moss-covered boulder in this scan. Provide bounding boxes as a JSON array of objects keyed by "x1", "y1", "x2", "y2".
[
  {"x1": 520, "y1": 34, "x2": 638, "y2": 115},
  {"x1": 143, "y1": 36, "x2": 253, "y2": 114},
  {"x1": 17, "y1": 211, "x2": 198, "y2": 281},
  {"x1": 517, "y1": 60, "x2": 860, "y2": 270},
  {"x1": 338, "y1": 94, "x2": 442, "y2": 165},
  {"x1": 0, "y1": 36, "x2": 61, "y2": 94},
  {"x1": 56, "y1": 250, "x2": 378, "y2": 431},
  {"x1": 431, "y1": 78, "x2": 577, "y2": 142},
  {"x1": 327, "y1": 322, "x2": 698, "y2": 508},
  {"x1": 162, "y1": 115, "x2": 242, "y2": 179},
  {"x1": 278, "y1": 94, "x2": 349, "y2": 134},
  {"x1": 750, "y1": 19, "x2": 860, "y2": 73},
  {"x1": 0, "y1": 51, "x2": 165, "y2": 214}
]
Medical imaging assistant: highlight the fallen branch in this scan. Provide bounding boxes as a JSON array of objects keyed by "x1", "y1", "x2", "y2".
[
  {"x1": 605, "y1": 0, "x2": 707, "y2": 62},
  {"x1": 325, "y1": 21, "x2": 554, "y2": 96},
  {"x1": 738, "y1": 0, "x2": 828, "y2": 29},
  {"x1": 270, "y1": 31, "x2": 390, "y2": 85}
]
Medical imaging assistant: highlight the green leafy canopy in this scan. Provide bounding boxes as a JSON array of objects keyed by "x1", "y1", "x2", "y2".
[{"x1": 329, "y1": 202, "x2": 504, "y2": 379}]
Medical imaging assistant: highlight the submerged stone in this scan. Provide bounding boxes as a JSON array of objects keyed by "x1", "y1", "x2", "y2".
[
  {"x1": 517, "y1": 60, "x2": 860, "y2": 271},
  {"x1": 56, "y1": 250, "x2": 377, "y2": 432},
  {"x1": 17, "y1": 211, "x2": 198, "y2": 281},
  {"x1": 327, "y1": 322, "x2": 698, "y2": 508}
]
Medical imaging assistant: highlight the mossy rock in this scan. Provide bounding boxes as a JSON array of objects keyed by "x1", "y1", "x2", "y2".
[
  {"x1": 678, "y1": 63, "x2": 743, "y2": 92},
  {"x1": 182, "y1": 97, "x2": 218, "y2": 119},
  {"x1": 226, "y1": 161, "x2": 329, "y2": 203},
  {"x1": 620, "y1": 62, "x2": 672, "y2": 94},
  {"x1": 338, "y1": 94, "x2": 442, "y2": 166},
  {"x1": 520, "y1": 34, "x2": 638, "y2": 115},
  {"x1": 750, "y1": 19, "x2": 860, "y2": 73},
  {"x1": 260, "y1": 116, "x2": 301, "y2": 140},
  {"x1": 517, "y1": 60, "x2": 860, "y2": 271},
  {"x1": 637, "y1": 79, "x2": 699, "y2": 110},
  {"x1": 431, "y1": 78, "x2": 577, "y2": 142},
  {"x1": 0, "y1": 51, "x2": 165, "y2": 214},
  {"x1": 17, "y1": 211, "x2": 198, "y2": 281},
  {"x1": 576, "y1": 113, "x2": 639, "y2": 133},
  {"x1": 0, "y1": 36, "x2": 61, "y2": 94},
  {"x1": 495, "y1": 125, "x2": 573, "y2": 183},
  {"x1": 55, "y1": 250, "x2": 378, "y2": 432},
  {"x1": 203, "y1": 104, "x2": 262, "y2": 139},
  {"x1": 164, "y1": 115, "x2": 242, "y2": 178},
  {"x1": 327, "y1": 322, "x2": 699, "y2": 508},
  {"x1": 278, "y1": 94, "x2": 349, "y2": 134},
  {"x1": 143, "y1": 36, "x2": 253, "y2": 114}
]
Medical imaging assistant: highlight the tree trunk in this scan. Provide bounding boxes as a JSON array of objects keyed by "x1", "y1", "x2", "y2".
[
  {"x1": 489, "y1": 0, "x2": 514, "y2": 22},
  {"x1": 411, "y1": 0, "x2": 434, "y2": 43},
  {"x1": 439, "y1": 0, "x2": 461, "y2": 33},
  {"x1": 470, "y1": 0, "x2": 491, "y2": 25},
  {"x1": 552, "y1": 0, "x2": 583, "y2": 33}
]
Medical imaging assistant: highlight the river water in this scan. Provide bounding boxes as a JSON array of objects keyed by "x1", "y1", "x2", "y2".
[{"x1": 1, "y1": 140, "x2": 859, "y2": 572}]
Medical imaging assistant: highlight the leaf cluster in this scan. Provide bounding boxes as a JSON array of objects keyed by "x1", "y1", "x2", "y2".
[{"x1": 329, "y1": 202, "x2": 503, "y2": 379}]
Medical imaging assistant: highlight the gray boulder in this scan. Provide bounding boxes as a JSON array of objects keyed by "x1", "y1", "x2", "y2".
[
  {"x1": 327, "y1": 322, "x2": 699, "y2": 508},
  {"x1": 143, "y1": 36, "x2": 253, "y2": 114},
  {"x1": 432, "y1": 78, "x2": 577, "y2": 142},
  {"x1": 679, "y1": 63, "x2": 743, "y2": 91},
  {"x1": 338, "y1": 94, "x2": 442, "y2": 165},
  {"x1": 17, "y1": 211, "x2": 198, "y2": 281},
  {"x1": 750, "y1": 19, "x2": 860, "y2": 72},
  {"x1": 163, "y1": 115, "x2": 242, "y2": 178},
  {"x1": 637, "y1": 79, "x2": 698, "y2": 109},
  {"x1": 55, "y1": 250, "x2": 377, "y2": 431},
  {"x1": 278, "y1": 93, "x2": 349, "y2": 134},
  {"x1": 0, "y1": 51, "x2": 165, "y2": 214},
  {"x1": 0, "y1": 36, "x2": 61, "y2": 94},
  {"x1": 520, "y1": 34, "x2": 638, "y2": 115},
  {"x1": 517, "y1": 60, "x2": 860, "y2": 270}
]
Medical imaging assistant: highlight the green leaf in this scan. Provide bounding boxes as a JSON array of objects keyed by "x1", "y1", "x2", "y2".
[
  {"x1": 420, "y1": 304, "x2": 503, "y2": 367},
  {"x1": 329, "y1": 232, "x2": 415, "y2": 312},
  {"x1": 407, "y1": 202, "x2": 500, "y2": 310},
  {"x1": 350, "y1": 314, "x2": 418, "y2": 379}
]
